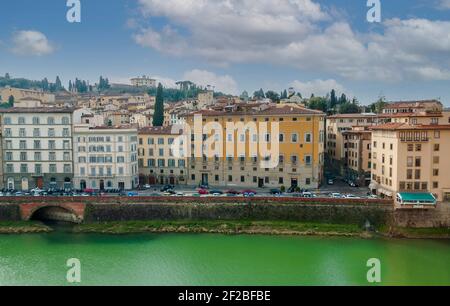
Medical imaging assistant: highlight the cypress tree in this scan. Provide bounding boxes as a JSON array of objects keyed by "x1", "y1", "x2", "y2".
[{"x1": 153, "y1": 83, "x2": 165, "y2": 127}]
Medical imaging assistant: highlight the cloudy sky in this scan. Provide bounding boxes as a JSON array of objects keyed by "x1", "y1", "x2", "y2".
[{"x1": 0, "y1": 0, "x2": 449, "y2": 105}]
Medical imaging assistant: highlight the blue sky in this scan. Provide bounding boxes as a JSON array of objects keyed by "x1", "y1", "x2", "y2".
[{"x1": 0, "y1": 0, "x2": 449, "y2": 106}]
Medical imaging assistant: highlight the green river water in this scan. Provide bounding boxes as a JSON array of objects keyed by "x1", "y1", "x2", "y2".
[{"x1": 0, "y1": 232, "x2": 449, "y2": 286}]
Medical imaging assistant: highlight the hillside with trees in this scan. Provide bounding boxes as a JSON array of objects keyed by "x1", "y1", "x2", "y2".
[{"x1": 0, "y1": 73, "x2": 65, "y2": 92}]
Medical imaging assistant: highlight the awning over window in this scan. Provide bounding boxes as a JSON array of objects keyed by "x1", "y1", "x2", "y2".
[{"x1": 397, "y1": 193, "x2": 437, "y2": 205}]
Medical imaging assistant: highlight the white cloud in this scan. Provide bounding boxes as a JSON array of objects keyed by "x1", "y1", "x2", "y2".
[
  {"x1": 132, "y1": 0, "x2": 450, "y2": 82},
  {"x1": 11, "y1": 30, "x2": 55, "y2": 56},
  {"x1": 153, "y1": 75, "x2": 178, "y2": 88},
  {"x1": 182, "y1": 69, "x2": 238, "y2": 94},
  {"x1": 438, "y1": 0, "x2": 450, "y2": 9},
  {"x1": 290, "y1": 79, "x2": 346, "y2": 97}
]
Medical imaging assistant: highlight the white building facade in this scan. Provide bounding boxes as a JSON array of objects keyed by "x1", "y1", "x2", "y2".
[
  {"x1": 73, "y1": 124, "x2": 139, "y2": 191},
  {"x1": 0, "y1": 108, "x2": 74, "y2": 191}
]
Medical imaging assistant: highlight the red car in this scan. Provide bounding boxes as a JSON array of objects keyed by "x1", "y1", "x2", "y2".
[
  {"x1": 198, "y1": 189, "x2": 210, "y2": 195},
  {"x1": 225, "y1": 190, "x2": 240, "y2": 195}
]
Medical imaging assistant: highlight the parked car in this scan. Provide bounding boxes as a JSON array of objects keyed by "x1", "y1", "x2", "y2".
[
  {"x1": 367, "y1": 195, "x2": 378, "y2": 199},
  {"x1": 327, "y1": 179, "x2": 335, "y2": 185},
  {"x1": 163, "y1": 190, "x2": 176, "y2": 196},
  {"x1": 225, "y1": 190, "x2": 240, "y2": 195},
  {"x1": 198, "y1": 189, "x2": 209, "y2": 195},
  {"x1": 344, "y1": 194, "x2": 361, "y2": 199},
  {"x1": 331, "y1": 193, "x2": 343, "y2": 198},
  {"x1": 127, "y1": 191, "x2": 139, "y2": 197},
  {"x1": 160, "y1": 185, "x2": 175, "y2": 192},
  {"x1": 301, "y1": 192, "x2": 315, "y2": 198},
  {"x1": 242, "y1": 190, "x2": 257, "y2": 197},
  {"x1": 270, "y1": 189, "x2": 282, "y2": 195},
  {"x1": 210, "y1": 190, "x2": 224, "y2": 196},
  {"x1": 143, "y1": 184, "x2": 152, "y2": 190}
]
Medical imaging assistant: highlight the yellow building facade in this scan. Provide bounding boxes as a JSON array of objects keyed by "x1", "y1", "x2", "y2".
[
  {"x1": 138, "y1": 126, "x2": 187, "y2": 186},
  {"x1": 184, "y1": 105, "x2": 325, "y2": 189}
]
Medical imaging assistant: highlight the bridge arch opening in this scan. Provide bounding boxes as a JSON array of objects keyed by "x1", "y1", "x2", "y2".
[{"x1": 30, "y1": 206, "x2": 81, "y2": 224}]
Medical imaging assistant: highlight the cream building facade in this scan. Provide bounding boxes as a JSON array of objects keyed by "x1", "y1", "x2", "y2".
[
  {"x1": 131, "y1": 76, "x2": 157, "y2": 88},
  {"x1": 342, "y1": 127, "x2": 372, "y2": 186},
  {"x1": 326, "y1": 113, "x2": 377, "y2": 175},
  {"x1": 0, "y1": 87, "x2": 55, "y2": 104},
  {"x1": 197, "y1": 91, "x2": 214, "y2": 109},
  {"x1": 370, "y1": 123, "x2": 450, "y2": 202},
  {"x1": 73, "y1": 124, "x2": 139, "y2": 191}
]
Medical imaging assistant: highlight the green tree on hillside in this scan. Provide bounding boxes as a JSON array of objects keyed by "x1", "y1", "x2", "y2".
[
  {"x1": 329, "y1": 89, "x2": 338, "y2": 109},
  {"x1": 55, "y1": 76, "x2": 63, "y2": 91},
  {"x1": 307, "y1": 97, "x2": 328, "y2": 112},
  {"x1": 153, "y1": 83, "x2": 165, "y2": 127},
  {"x1": 369, "y1": 97, "x2": 388, "y2": 114},
  {"x1": 253, "y1": 88, "x2": 265, "y2": 99},
  {"x1": 265, "y1": 91, "x2": 280, "y2": 103}
]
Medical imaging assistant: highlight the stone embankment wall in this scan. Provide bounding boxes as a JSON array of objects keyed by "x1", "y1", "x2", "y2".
[
  {"x1": 394, "y1": 202, "x2": 450, "y2": 228},
  {"x1": 83, "y1": 198, "x2": 393, "y2": 227},
  {"x1": 5, "y1": 197, "x2": 450, "y2": 228},
  {"x1": 0, "y1": 204, "x2": 21, "y2": 221}
]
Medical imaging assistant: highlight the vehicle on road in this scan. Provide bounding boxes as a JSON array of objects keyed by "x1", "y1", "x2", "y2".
[
  {"x1": 163, "y1": 190, "x2": 177, "y2": 196},
  {"x1": 331, "y1": 193, "x2": 344, "y2": 198},
  {"x1": 270, "y1": 189, "x2": 282, "y2": 195},
  {"x1": 242, "y1": 190, "x2": 257, "y2": 197},
  {"x1": 344, "y1": 194, "x2": 361, "y2": 199},
  {"x1": 327, "y1": 179, "x2": 335, "y2": 185},
  {"x1": 210, "y1": 190, "x2": 224, "y2": 196},
  {"x1": 160, "y1": 185, "x2": 175, "y2": 192},
  {"x1": 127, "y1": 191, "x2": 139, "y2": 197},
  {"x1": 301, "y1": 192, "x2": 315, "y2": 198},
  {"x1": 198, "y1": 189, "x2": 209, "y2": 195},
  {"x1": 225, "y1": 190, "x2": 240, "y2": 195},
  {"x1": 143, "y1": 184, "x2": 152, "y2": 190}
]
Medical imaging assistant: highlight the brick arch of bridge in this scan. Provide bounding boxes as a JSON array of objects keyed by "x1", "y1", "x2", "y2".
[{"x1": 20, "y1": 202, "x2": 86, "y2": 221}]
